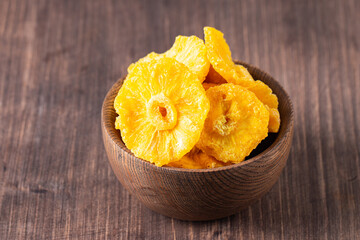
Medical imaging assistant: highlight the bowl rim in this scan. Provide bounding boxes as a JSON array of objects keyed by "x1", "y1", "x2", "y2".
[{"x1": 102, "y1": 60, "x2": 294, "y2": 173}]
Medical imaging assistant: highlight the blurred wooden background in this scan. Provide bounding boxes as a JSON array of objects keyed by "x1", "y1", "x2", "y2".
[{"x1": 0, "y1": 0, "x2": 359, "y2": 239}]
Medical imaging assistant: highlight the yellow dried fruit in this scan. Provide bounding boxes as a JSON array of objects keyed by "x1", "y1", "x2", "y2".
[
  {"x1": 196, "y1": 83, "x2": 269, "y2": 163},
  {"x1": 166, "y1": 147, "x2": 229, "y2": 169},
  {"x1": 205, "y1": 64, "x2": 227, "y2": 84},
  {"x1": 192, "y1": 150, "x2": 230, "y2": 168},
  {"x1": 267, "y1": 107, "x2": 281, "y2": 133},
  {"x1": 234, "y1": 64, "x2": 255, "y2": 86},
  {"x1": 202, "y1": 82, "x2": 219, "y2": 91},
  {"x1": 129, "y1": 36, "x2": 209, "y2": 82},
  {"x1": 204, "y1": 27, "x2": 254, "y2": 86},
  {"x1": 115, "y1": 57, "x2": 210, "y2": 166},
  {"x1": 164, "y1": 35, "x2": 209, "y2": 82},
  {"x1": 245, "y1": 80, "x2": 278, "y2": 109},
  {"x1": 127, "y1": 52, "x2": 160, "y2": 73},
  {"x1": 166, "y1": 154, "x2": 203, "y2": 169},
  {"x1": 243, "y1": 80, "x2": 280, "y2": 133}
]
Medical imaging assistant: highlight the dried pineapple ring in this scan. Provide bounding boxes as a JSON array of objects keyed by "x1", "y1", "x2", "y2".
[
  {"x1": 197, "y1": 83, "x2": 269, "y2": 163},
  {"x1": 244, "y1": 80, "x2": 278, "y2": 109},
  {"x1": 204, "y1": 27, "x2": 254, "y2": 86},
  {"x1": 129, "y1": 36, "x2": 209, "y2": 82},
  {"x1": 164, "y1": 35, "x2": 210, "y2": 82},
  {"x1": 192, "y1": 150, "x2": 230, "y2": 168},
  {"x1": 115, "y1": 57, "x2": 210, "y2": 166},
  {"x1": 243, "y1": 80, "x2": 280, "y2": 132},
  {"x1": 234, "y1": 64, "x2": 255, "y2": 86},
  {"x1": 267, "y1": 107, "x2": 281, "y2": 133},
  {"x1": 166, "y1": 147, "x2": 229, "y2": 169},
  {"x1": 166, "y1": 154, "x2": 203, "y2": 169},
  {"x1": 127, "y1": 52, "x2": 160, "y2": 73}
]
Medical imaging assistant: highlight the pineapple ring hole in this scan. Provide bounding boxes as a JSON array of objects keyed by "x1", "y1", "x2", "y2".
[
  {"x1": 224, "y1": 116, "x2": 230, "y2": 124},
  {"x1": 214, "y1": 115, "x2": 237, "y2": 136},
  {"x1": 213, "y1": 94, "x2": 238, "y2": 136},
  {"x1": 147, "y1": 94, "x2": 178, "y2": 131},
  {"x1": 159, "y1": 106, "x2": 167, "y2": 117}
]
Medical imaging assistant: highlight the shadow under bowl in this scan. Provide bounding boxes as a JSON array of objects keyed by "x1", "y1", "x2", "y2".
[{"x1": 101, "y1": 61, "x2": 294, "y2": 221}]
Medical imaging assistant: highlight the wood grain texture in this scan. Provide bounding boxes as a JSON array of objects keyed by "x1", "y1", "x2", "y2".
[
  {"x1": 0, "y1": 0, "x2": 359, "y2": 239},
  {"x1": 101, "y1": 61, "x2": 294, "y2": 221}
]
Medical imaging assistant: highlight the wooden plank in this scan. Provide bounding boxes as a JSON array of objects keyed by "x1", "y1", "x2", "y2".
[{"x1": 0, "y1": 0, "x2": 359, "y2": 239}]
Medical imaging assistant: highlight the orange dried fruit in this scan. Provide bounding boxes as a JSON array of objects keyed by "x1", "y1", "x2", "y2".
[
  {"x1": 244, "y1": 80, "x2": 280, "y2": 132},
  {"x1": 234, "y1": 64, "x2": 255, "y2": 86},
  {"x1": 127, "y1": 52, "x2": 161, "y2": 73},
  {"x1": 202, "y1": 82, "x2": 219, "y2": 91},
  {"x1": 166, "y1": 154, "x2": 203, "y2": 169},
  {"x1": 166, "y1": 147, "x2": 229, "y2": 169},
  {"x1": 129, "y1": 36, "x2": 209, "y2": 82},
  {"x1": 205, "y1": 64, "x2": 227, "y2": 84},
  {"x1": 192, "y1": 150, "x2": 230, "y2": 168},
  {"x1": 196, "y1": 83, "x2": 269, "y2": 163},
  {"x1": 164, "y1": 35, "x2": 210, "y2": 82},
  {"x1": 267, "y1": 107, "x2": 281, "y2": 133},
  {"x1": 114, "y1": 57, "x2": 210, "y2": 166},
  {"x1": 204, "y1": 27, "x2": 254, "y2": 86},
  {"x1": 244, "y1": 80, "x2": 278, "y2": 108}
]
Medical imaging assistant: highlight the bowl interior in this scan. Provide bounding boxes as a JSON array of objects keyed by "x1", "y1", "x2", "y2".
[{"x1": 102, "y1": 61, "x2": 294, "y2": 171}]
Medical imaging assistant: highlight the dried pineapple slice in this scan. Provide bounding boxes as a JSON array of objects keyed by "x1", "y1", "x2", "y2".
[
  {"x1": 115, "y1": 57, "x2": 210, "y2": 166},
  {"x1": 192, "y1": 150, "x2": 230, "y2": 168},
  {"x1": 127, "y1": 52, "x2": 161, "y2": 73},
  {"x1": 166, "y1": 154, "x2": 203, "y2": 169},
  {"x1": 267, "y1": 107, "x2": 281, "y2": 133},
  {"x1": 197, "y1": 83, "x2": 269, "y2": 163},
  {"x1": 129, "y1": 36, "x2": 209, "y2": 82},
  {"x1": 202, "y1": 82, "x2": 219, "y2": 91},
  {"x1": 204, "y1": 27, "x2": 254, "y2": 86},
  {"x1": 164, "y1": 35, "x2": 210, "y2": 82},
  {"x1": 244, "y1": 80, "x2": 280, "y2": 132},
  {"x1": 166, "y1": 147, "x2": 229, "y2": 169},
  {"x1": 234, "y1": 64, "x2": 255, "y2": 86},
  {"x1": 244, "y1": 80, "x2": 278, "y2": 108},
  {"x1": 205, "y1": 64, "x2": 227, "y2": 84}
]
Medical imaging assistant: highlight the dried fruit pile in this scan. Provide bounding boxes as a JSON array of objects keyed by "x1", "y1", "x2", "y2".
[{"x1": 114, "y1": 27, "x2": 280, "y2": 168}]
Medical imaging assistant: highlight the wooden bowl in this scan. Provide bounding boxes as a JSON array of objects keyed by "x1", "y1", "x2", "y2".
[{"x1": 101, "y1": 61, "x2": 294, "y2": 221}]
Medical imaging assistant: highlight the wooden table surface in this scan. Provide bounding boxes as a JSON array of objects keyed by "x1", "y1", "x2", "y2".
[{"x1": 1, "y1": 0, "x2": 359, "y2": 239}]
